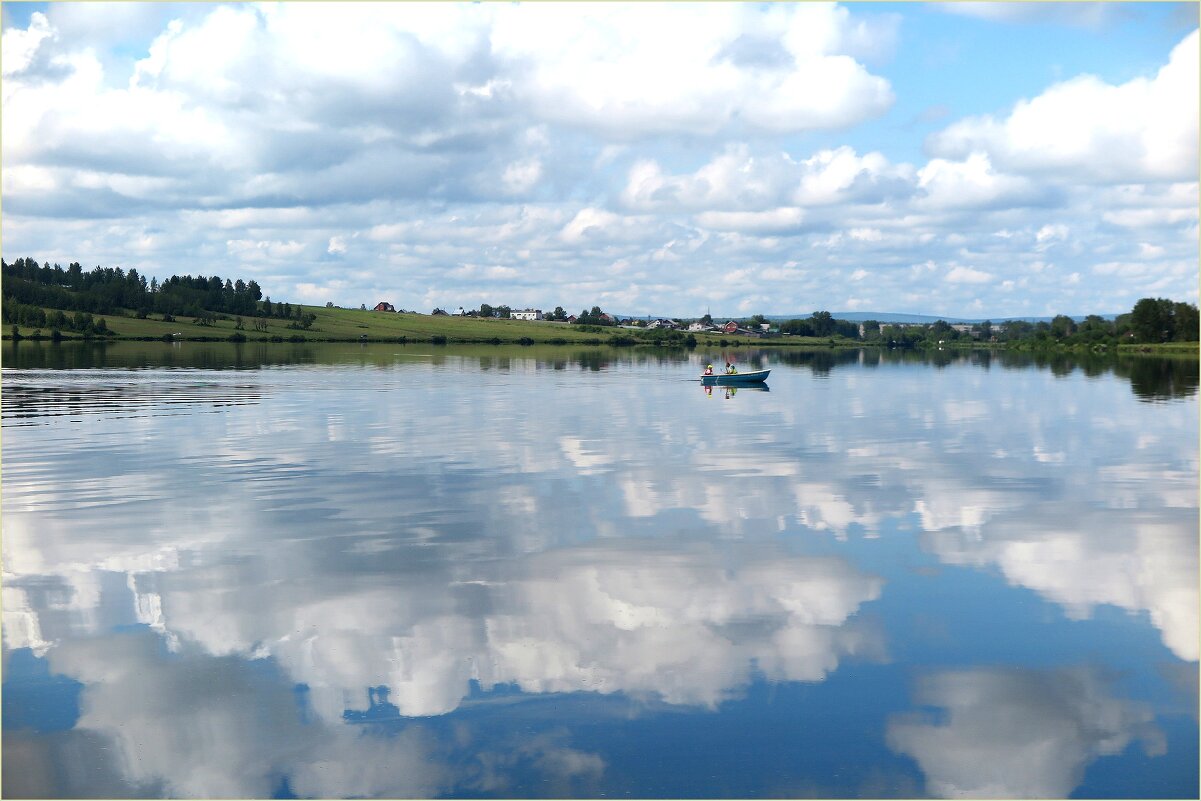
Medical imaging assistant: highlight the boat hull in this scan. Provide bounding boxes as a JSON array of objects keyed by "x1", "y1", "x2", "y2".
[{"x1": 700, "y1": 369, "x2": 770, "y2": 384}]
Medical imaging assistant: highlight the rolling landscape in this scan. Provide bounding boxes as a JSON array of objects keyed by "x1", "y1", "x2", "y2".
[{"x1": 2, "y1": 3, "x2": 1197, "y2": 800}]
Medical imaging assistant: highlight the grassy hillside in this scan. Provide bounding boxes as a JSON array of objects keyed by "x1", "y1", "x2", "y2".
[{"x1": 5, "y1": 304, "x2": 841, "y2": 347}]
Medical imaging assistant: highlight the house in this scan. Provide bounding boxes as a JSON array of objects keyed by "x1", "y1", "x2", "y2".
[
  {"x1": 512, "y1": 309, "x2": 543, "y2": 321},
  {"x1": 373, "y1": 302, "x2": 396, "y2": 312},
  {"x1": 566, "y1": 314, "x2": 578, "y2": 324},
  {"x1": 717, "y1": 320, "x2": 765, "y2": 337},
  {"x1": 599, "y1": 313, "x2": 615, "y2": 324},
  {"x1": 647, "y1": 319, "x2": 680, "y2": 330},
  {"x1": 456, "y1": 307, "x2": 467, "y2": 316},
  {"x1": 688, "y1": 321, "x2": 715, "y2": 332}
]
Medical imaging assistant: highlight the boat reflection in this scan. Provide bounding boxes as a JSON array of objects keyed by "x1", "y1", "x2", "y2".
[{"x1": 702, "y1": 383, "x2": 770, "y2": 398}]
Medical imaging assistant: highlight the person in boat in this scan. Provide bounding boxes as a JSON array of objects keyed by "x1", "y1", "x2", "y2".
[
  {"x1": 725, "y1": 361, "x2": 737, "y2": 374},
  {"x1": 704, "y1": 364, "x2": 714, "y2": 375}
]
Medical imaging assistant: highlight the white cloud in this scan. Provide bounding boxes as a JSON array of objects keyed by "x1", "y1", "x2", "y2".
[
  {"x1": 695, "y1": 207, "x2": 806, "y2": 235},
  {"x1": 928, "y1": 30, "x2": 1199, "y2": 182},
  {"x1": 1, "y1": 4, "x2": 1197, "y2": 315},
  {"x1": 1035, "y1": 223, "x2": 1069, "y2": 244},
  {"x1": 945, "y1": 265, "x2": 994, "y2": 284},
  {"x1": 1, "y1": 10, "x2": 54, "y2": 75},
  {"x1": 226, "y1": 239, "x2": 307, "y2": 260},
  {"x1": 561, "y1": 207, "x2": 622, "y2": 243},
  {"x1": 489, "y1": 2, "x2": 894, "y2": 137},
  {"x1": 916, "y1": 152, "x2": 1042, "y2": 210},
  {"x1": 621, "y1": 145, "x2": 914, "y2": 215},
  {"x1": 500, "y1": 157, "x2": 543, "y2": 195}
]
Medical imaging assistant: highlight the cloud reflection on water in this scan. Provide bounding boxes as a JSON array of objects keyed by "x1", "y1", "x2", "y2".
[
  {"x1": 1, "y1": 349, "x2": 1196, "y2": 796},
  {"x1": 887, "y1": 666, "x2": 1166, "y2": 799}
]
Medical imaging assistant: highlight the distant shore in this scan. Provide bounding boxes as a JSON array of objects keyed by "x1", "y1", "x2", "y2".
[
  {"x1": 3, "y1": 304, "x2": 813, "y2": 347},
  {"x1": 3, "y1": 304, "x2": 1195, "y2": 356}
]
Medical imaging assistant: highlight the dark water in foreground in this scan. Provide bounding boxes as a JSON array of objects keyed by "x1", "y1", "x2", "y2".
[{"x1": 2, "y1": 342, "x2": 1197, "y2": 799}]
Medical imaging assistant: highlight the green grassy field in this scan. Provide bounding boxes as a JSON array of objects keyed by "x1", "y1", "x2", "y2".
[{"x1": 5, "y1": 304, "x2": 843, "y2": 347}]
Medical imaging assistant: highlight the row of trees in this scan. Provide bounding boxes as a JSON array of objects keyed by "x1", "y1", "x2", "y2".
[
  {"x1": 850, "y1": 299, "x2": 1197, "y2": 348},
  {"x1": 466, "y1": 304, "x2": 573, "y2": 321},
  {"x1": 1, "y1": 257, "x2": 314, "y2": 329},
  {"x1": 2, "y1": 257, "x2": 270, "y2": 318},
  {"x1": 5, "y1": 304, "x2": 113, "y2": 337},
  {"x1": 777, "y1": 311, "x2": 861, "y2": 338},
  {"x1": 445, "y1": 298, "x2": 1198, "y2": 346}
]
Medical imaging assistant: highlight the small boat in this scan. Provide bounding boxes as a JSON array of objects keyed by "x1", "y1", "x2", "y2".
[{"x1": 700, "y1": 369, "x2": 770, "y2": 384}]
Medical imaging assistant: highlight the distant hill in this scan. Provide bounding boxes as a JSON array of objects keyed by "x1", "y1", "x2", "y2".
[
  {"x1": 739, "y1": 311, "x2": 1122, "y2": 324},
  {"x1": 606, "y1": 311, "x2": 1122, "y2": 324},
  {"x1": 824, "y1": 312, "x2": 1121, "y2": 324}
]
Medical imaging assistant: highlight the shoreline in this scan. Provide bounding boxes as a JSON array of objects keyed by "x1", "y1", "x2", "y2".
[
  {"x1": 2, "y1": 333, "x2": 1195, "y2": 356},
  {"x1": 3, "y1": 305, "x2": 1196, "y2": 355}
]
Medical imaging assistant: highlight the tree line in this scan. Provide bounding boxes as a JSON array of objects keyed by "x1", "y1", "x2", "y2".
[
  {"x1": 2, "y1": 257, "x2": 315, "y2": 333},
  {"x1": 852, "y1": 299, "x2": 1197, "y2": 348}
]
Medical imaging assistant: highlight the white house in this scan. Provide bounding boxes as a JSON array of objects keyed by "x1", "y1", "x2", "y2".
[{"x1": 512, "y1": 309, "x2": 543, "y2": 321}]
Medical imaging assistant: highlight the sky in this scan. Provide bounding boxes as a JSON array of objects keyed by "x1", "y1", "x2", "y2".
[{"x1": 1, "y1": 1, "x2": 1197, "y2": 318}]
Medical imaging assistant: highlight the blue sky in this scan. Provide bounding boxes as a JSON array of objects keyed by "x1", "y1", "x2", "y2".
[{"x1": 2, "y1": 2, "x2": 1197, "y2": 317}]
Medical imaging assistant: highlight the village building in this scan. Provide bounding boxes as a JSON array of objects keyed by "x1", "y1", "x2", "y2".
[
  {"x1": 373, "y1": 302, "x2": 395, "y2": 312},
  {"x1": 718, "y1": 320, "x2": 764, "y2": 338},
  {"x1": 512, "y1": 309, "x2": 543, "y2": 321}
]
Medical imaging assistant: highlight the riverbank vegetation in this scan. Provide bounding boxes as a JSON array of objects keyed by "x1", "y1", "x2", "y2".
[{"x1": 2, "y1": 257, "x2": 1196, "y2": 352}]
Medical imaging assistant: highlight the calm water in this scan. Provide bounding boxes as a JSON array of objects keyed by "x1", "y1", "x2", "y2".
[{"x1": 3, "y1": 342, "x2": 1197, "y2": 799}]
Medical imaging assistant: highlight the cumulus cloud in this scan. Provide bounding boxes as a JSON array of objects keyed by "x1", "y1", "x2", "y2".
[
  {"x1": 916, "y1": 152, "x2": 1046, "y2": 210},
  {"x1": 621, "y1": 145, "x2": 914, "y2": 214},
  {"x1": 489, "y1": 2, "x2": 894, "y2": 137},
  {"x1": 945, "y1": 264, "x2": 995, "y2": 284},
  {"x1": 0, "y1": 4, "x2": 1197, "y2": 316},
  {"x1": 928, "y1": 30, "x2": 1199, "y2": 183}
]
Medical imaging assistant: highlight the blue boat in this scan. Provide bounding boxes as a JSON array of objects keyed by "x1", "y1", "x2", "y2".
[{"x1": 700, "y1": 369, "x2": 770, "y2": 385}]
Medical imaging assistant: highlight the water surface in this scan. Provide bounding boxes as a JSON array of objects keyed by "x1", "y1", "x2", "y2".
[{"x1": 3, "y1": 342, "x2": 1197, "y2": 798}]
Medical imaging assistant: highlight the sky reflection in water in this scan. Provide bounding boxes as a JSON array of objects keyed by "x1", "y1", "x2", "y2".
[{"x1": 2, "y1": 344, "x2": 1197, "y2": 798}]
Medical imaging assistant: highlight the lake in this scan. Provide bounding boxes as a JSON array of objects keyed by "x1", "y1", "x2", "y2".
[{"x1": 2, "y1": 341, "x2": 1197, "y2": 799}]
